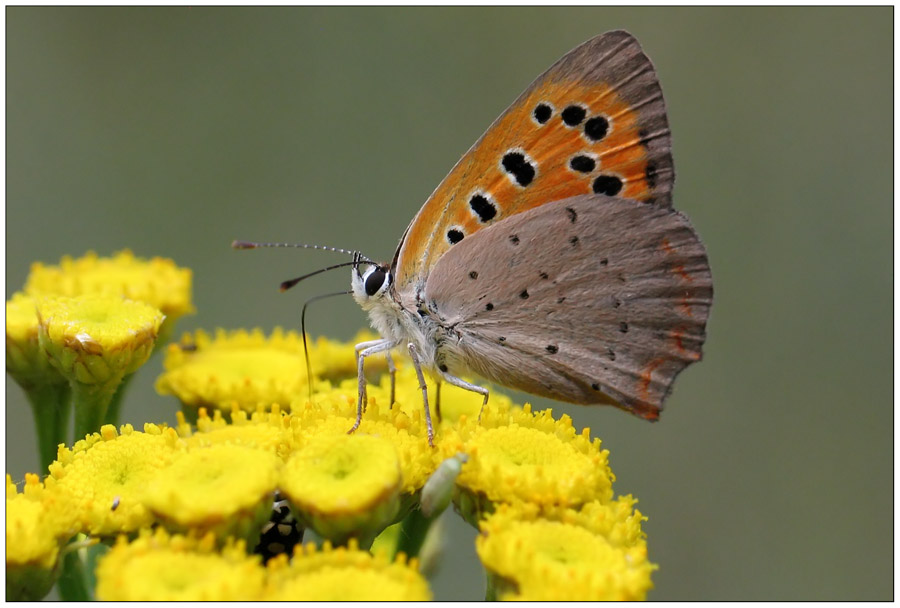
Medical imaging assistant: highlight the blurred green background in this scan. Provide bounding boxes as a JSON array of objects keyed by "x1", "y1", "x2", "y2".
[{"x1": 6, "y1": 7, "x2": 892, "y2": 601}]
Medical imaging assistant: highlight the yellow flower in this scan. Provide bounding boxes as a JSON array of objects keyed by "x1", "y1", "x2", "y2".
[
  {"x1": 24, "y1": 249, "x2": 193, "y2": 343},
  {"x1": 176, "y1": 406, "x2": 293, "y2": 460},
  {"x1": 6, "y1": 474, "x2": 79, "y2": 601},
  {"x1": 156, "y1": 328, "x2": 380, "y2": 418},
  {"x1": 37, "y1": 294, "x2": 163, "y2": 384},
  {"x1": 95, "y1": 528, "x2": 266, "y2": 601},
  {"x1": 279, "y1": 433, "x2": 401, "y2": 546},
  {"x1": 45, "y1": 423, "x2": 181, "y2": 537},
  {"x1": 141, "y1": 444, "x2": 281, "y2": 546},
  {"x1": 539, "y1": 495, "x2": 651, "y2": 549},
  {"x1": 438, "y1": 403, "x2": 614, "y2": 524},
  {"x1": 291, "y1": 390, "x2": 434, "y2": 497},
  {"x1": 476, "y1": 499, "x2": 656, "y2": 601},
  {"x1": 263, "y1": 539, "x2": 431, "y2": 601},
  {"x1": 6, "y1": 292, "x2": 65, "y2": 388},
  {"x1": 36, "y1": 294, "x2": 164, "y2": 437}
]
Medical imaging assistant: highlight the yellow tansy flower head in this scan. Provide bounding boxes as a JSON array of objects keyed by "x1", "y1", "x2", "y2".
[
  {"x1": 264, "y1": 539, "x2": 431, "y2": 601},
  {"x1": 280, "y1": 433, "x2": 401, "y2": 546},
  {"x1": 141, "y1": 444, "x2": 281, "y2": 546},
  {"x1": 24, "y1": 249, "x2": 193, "y2": 342},
  {"x1": 37, "y1": 294, "x2": 164, "y2": 389},
  {"x1": 6, "y1": 292, "x2": 66, "y2": 388},
  {"x1": 439, "y1": 403, "x2": 614, "y2": 524},
  {"x1": 291, "y1": 390, "x2": 435, "y2": 497},
  {"x1": 476, "y1": 499, "x2": 656, "y2": 601},
  {"x1": 176, "y1": 406, "x2": 293, "y2": 460},
  {"x1": 45, "y1": 423, "x2": 181, "y2": 537},
  {"x1": 95, "y1": 528, "x2": 266, "y2": 601},
  {"x1": 156, "y1": 328, "x2": 352, "y2": 418},
  {"x1": 6, "y1": 474, "x2": 80, "y2": 601}
]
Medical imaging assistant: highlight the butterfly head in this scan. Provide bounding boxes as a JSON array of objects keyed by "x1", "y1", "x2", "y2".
[
  {"x1": 350, "y1": 252, "x2": 393, "y2": 307},
  {"x1": 350, "y1": 253, "x2": 409, "y2": 344}
]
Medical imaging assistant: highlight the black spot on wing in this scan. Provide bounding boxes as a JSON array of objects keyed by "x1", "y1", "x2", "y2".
[
  {"x1": 569, "y1": 155, "x2": 596, "y2": 173},
  {"x1": 469, "y1": 194, "x2": 497, "y2": 222},
  {"x1": 561, "y1": 105, "x2": 586, "y2": 126},
  {"x1": 593, "y1": 175, "x2": 623, "y2": 196},
  {"x1": 501, "y1": 152, "x2": 535, "y2": 187},
  {"x1": 533, "y1": 103, "x2": 552, "y2": 124},
  {"x1": 584, "y1": 116, "x2": 609, "y2": 141}
]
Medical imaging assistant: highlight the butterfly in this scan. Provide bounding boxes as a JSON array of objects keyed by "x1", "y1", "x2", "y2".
[{"x1": 249, "y1": 30, "x2": 713, "y2": 446}]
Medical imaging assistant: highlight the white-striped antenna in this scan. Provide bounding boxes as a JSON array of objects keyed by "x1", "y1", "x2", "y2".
[
  {"x1": 232, "y1": 241, "x2": 377, "y2": 292},
  {"x1": 231, "y1": 240, "x2": 374, "y2": 264}
]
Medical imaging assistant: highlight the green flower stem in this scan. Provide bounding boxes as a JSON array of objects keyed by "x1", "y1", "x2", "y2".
[
  {"x1": 485, "y1": 571, "x2": 498, "y2": 601},
  {"x1": 394, "y1": 507, "x2": 435, "y2": 561},
  {"x1": 102, "y1": 373, "x2": 135, "y2": 427},
  {"x1": 82, "y1": 543, "x2": 108, "y2": 598},
  {"x1": 57, "y1": 542, "x2": 92, "y2": 602},
  {"x1": 483, "y1": 571, "x2": 516, "y2": 601},
  {"x1": 71, "y1": 378, "x2": 122, "y2": 441},
  {"x1": 23, "y1": 382, "x2": 71, "y2": 473}
]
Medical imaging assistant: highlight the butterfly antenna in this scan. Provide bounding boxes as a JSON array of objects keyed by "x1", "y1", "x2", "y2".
[
  {"x1": 232, "y1": 240, "x2": 375, "y2": 264},
  {"x1": 301, "y1": 290, "x2": 353, "y2": 403},
  {"x1": 279, "y1": 260, "x2": 361, "y2": 292}
]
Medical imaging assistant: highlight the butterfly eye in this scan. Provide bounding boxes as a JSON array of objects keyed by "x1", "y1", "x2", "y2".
[{"x1": 363, "y1": 266, "x2": 391, "y2": 296}]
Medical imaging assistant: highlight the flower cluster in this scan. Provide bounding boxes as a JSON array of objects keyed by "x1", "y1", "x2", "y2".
[
  {"x1": 23, "y1": 249, "x2": 193, "y2": 344},
  {"x1": 95, "y1": 528, "x2": 429, "y2": 601},
  {"x1": 7, "y1": 250, "x2": 657, "y2": 601},
  {"x1": 7, "y1": 250, "x2": 193, "y2": 473}
]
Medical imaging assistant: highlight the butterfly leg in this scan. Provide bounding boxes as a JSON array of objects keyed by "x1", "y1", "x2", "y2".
[
  {"x1": 407, "y1": 343, "x2": 435, "y2": 447},
  {"x1": 437, "y1": 370, "x2": 490, "y2": 422},
  {"x1": 354, "y1": 338, "x2": 391, "y2": 413},
  {"x1": 349, "y1": 338, "x2": 398, "y2": 436}
]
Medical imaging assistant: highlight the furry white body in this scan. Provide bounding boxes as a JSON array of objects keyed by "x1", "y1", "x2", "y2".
[
  {"x1": 350, "y1": 267, "x2": 472, "y2": 382},
  {"x1": 350, "y1": 265, "x2": 489, "y2": 446}
]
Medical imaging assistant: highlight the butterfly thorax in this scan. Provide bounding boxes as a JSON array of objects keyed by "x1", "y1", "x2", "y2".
[{"x1": 350, "y1": 265, "x2": 446, "y2": 373}]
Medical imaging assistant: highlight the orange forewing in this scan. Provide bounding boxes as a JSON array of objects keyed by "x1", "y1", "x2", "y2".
[{"x1": 394, "y1": 32, "x2": 670, "y2": 292}]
